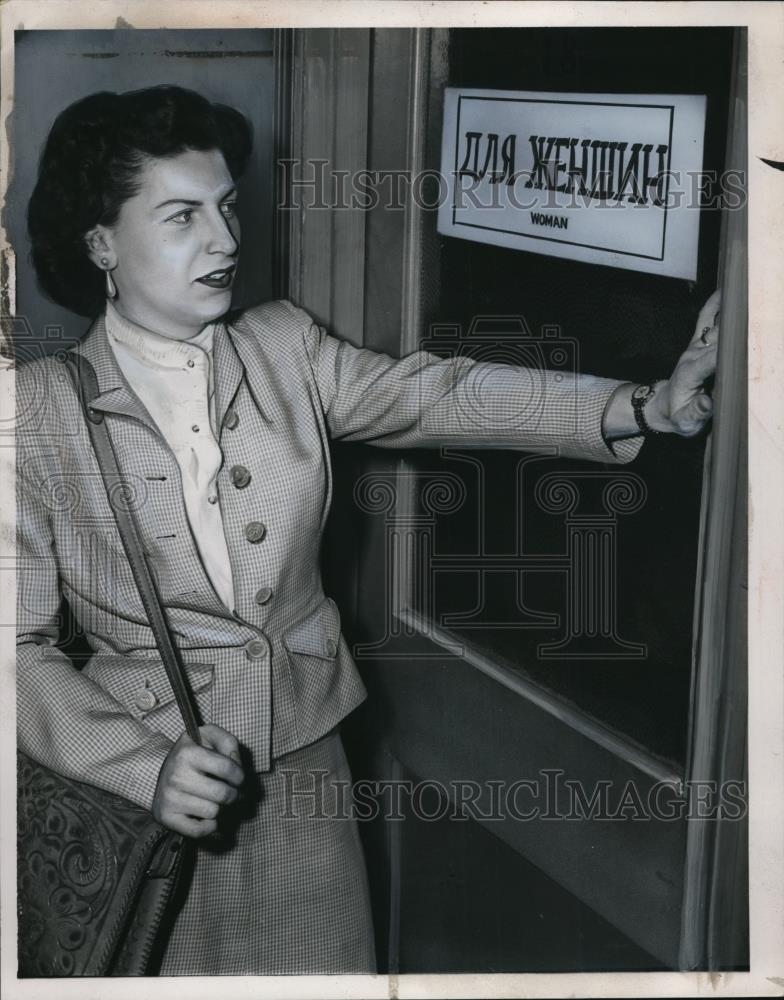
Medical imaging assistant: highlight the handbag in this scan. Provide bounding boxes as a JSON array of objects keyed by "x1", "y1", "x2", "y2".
[{"x1": 17, "y1": 352, "x2": 204, "y2": 977}]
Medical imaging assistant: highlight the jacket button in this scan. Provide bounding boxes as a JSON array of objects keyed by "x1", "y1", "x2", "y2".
[
  {"x1": 245, "y1": 521, "x2": 267, "y2": 543},
  {"x1": 255, "y1": 586, "x2": 273, "y2": 605},
  {"x1": 224, "y1": 409, "x2": 239, "y2": 430},
  {"x1": 326, "y1": 639, "x2": 338, "y2": 658},
  {"x1": 245, "y1": 637, "x2": 267, "y2": 660},
  {"x1": 135, "y1": 686, "x2": 158, "y2": 712},
  {"x1": 230, "y1": 465, "x2": 252, "y2": 489}
]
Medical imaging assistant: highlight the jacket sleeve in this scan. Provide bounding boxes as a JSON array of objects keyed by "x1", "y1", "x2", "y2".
[
  {"x1": 293, "y1": 303, "x2": 643, "y2": 464},
  {"x1": 15, "y1": 461, "x2": 173, "y2": 812}
]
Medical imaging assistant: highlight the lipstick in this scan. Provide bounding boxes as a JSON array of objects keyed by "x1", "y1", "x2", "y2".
[{"x1": 196, "y1": 265, "x2": 236, "y2": 289}]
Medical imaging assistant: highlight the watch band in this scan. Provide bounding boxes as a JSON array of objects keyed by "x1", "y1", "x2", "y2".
[{"x1": 630, "y1": 381, "x2": 664, "y2": 436}]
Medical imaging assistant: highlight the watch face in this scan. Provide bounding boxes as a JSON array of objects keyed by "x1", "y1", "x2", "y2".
[{"x1": 632, "y1": 384, "x2": 654, "y2": 403}]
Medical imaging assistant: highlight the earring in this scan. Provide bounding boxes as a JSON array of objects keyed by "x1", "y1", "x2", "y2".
[{"x1": 100, "y1": 257, "x2": 118, "y2": 300}]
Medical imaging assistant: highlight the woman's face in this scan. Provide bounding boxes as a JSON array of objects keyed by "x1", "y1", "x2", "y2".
[{"x1": 89, "y1": 147, "x2": 240, "y2": 339}]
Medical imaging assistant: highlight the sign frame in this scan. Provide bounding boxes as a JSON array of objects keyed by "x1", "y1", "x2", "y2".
[{"x1": 437, "y1": 87, "x2": 708, "y2": 280}]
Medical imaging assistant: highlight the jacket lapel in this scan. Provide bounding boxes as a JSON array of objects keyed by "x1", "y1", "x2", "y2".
[
  {"x1": 212, "y1": 320, "x2": 244, "y2": 430},
  {"x1": 73, "y1": 314, "x2": 158, "y2": 428},
  {"x1": 223, "y1": 316, "x2": 280, "y2": 425},
  {"x1": 71, "y1": 314, "x2": 234, "y2": 618}
]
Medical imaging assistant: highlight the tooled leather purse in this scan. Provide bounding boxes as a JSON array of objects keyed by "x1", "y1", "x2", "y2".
[{"x1": 17, "y1": 353, "x2": 203, "y2": 977}]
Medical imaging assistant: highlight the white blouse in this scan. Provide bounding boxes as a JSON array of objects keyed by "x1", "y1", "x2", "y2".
[{"x1": 104, "y1": 300, "x2": 236, "y2": 611}]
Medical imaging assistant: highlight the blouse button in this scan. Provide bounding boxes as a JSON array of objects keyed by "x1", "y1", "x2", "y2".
[
  {"x1": 186, "y1": 359, "x2": 195, "y2": 368},
  {"x1": 192, "y1": 425, "x2": 200, "y2": 433},
  {"x1": 208, "y1": 493, "x2": 218, "y2": 505}
]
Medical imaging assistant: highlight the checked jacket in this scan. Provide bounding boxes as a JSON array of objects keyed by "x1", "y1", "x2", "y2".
[{"x1": 15, "y1": 299, "x2": 642, "y2": 809}]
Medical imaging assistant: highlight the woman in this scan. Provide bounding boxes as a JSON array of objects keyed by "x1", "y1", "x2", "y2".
[{"x1": 16, "y1": 85, "x2": 719, "y2": 976}]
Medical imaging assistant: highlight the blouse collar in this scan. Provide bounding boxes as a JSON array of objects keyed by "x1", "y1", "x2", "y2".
[{"x1": 104, "y1": 299, "x2": 215, "y2": 369}]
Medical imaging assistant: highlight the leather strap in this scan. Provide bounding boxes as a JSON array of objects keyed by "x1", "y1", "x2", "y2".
[{"x1": 63, "y1": 353, "x2": 202, "y2": 744}]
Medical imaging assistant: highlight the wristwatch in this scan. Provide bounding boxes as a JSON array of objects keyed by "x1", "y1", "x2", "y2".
[{"x1": 631, "y1": 382, "x2": 664, "y2": 436}]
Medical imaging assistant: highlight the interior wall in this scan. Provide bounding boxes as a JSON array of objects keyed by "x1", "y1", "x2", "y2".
[{"x1": 8, "y1": 28, "x2": 274, "y2": 353}]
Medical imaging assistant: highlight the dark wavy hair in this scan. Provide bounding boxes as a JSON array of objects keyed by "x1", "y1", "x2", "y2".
[{"x1": 27, "y1": 85, "x2": 253, "y2": 317}]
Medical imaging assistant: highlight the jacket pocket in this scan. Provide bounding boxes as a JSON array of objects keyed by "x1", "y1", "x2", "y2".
[
  {"x1": 283, "y1": 597, "x2": 341, "y2": 660},
  {"x1": 278, "y1": 597, "x2": 366, "y2": 754},
  {"x1": 82, "y1": 653, "x2": 215, "y2": 724}
]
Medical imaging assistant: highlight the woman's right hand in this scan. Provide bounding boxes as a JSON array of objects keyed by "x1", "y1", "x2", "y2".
[{"x1": 151, "y1": 724, "x2": 245, "y2": 838}]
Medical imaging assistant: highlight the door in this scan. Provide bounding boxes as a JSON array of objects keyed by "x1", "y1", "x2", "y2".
[{"x1": 284, "y1": 24, "x2": 747, "y2": 973}]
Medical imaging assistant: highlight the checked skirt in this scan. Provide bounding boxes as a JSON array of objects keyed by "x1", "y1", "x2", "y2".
[{"x1": 157, "y1": 728, "x2": 376, "y2": 976}]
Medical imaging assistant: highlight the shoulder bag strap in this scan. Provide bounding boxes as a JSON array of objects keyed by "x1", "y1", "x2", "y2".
[{"x1": 62, "y1": 352, "x2": 202, "y2": 744}]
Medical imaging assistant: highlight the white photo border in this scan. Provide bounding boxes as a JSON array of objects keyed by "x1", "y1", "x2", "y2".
[{"x1": 1, "y1": 3, "x2": 780, "y2": 998}]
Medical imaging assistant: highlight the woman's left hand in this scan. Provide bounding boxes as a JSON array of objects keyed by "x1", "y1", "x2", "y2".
[{"x1": 647, "y1": 288, "x2": 721, "y2": 437}]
